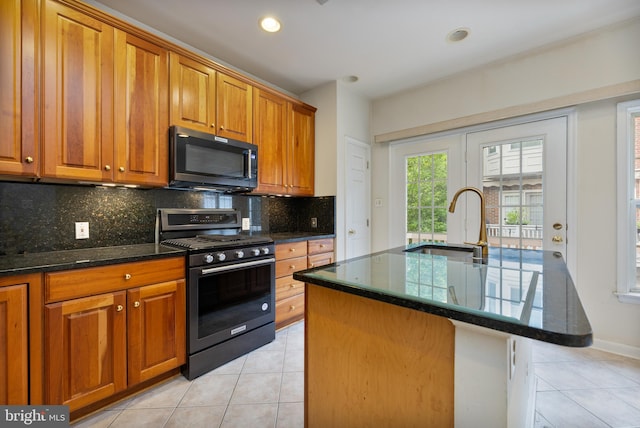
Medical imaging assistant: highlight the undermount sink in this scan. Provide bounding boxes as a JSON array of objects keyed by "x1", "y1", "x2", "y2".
[{"x1": 404, "y1": 242, "x2": 484, "y2": 261}]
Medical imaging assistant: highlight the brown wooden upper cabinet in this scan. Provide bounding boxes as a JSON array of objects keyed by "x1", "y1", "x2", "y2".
[
  {"x1": 253, "y1": 89, "x2": 315, "y2": 196},
  {"x1": 0, "y1": 0, "x2": 38, "y2": 178},
  {"x1": 41, "y1": 0, "x2": 168, "y2": 186},
  {"x1": 170, "y1": 53, "x2": 253, "y2": 143}
]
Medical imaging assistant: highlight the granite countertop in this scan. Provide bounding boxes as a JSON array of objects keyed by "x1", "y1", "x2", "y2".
[
  {"x1": 294, "y1": 244, "x2": 592, "y2": 347},
  {"x1": 269, "y1": 232, "x2": 335, "y2": 243},
  {"x1": 0, "y1": 244, "x2": 186, "y2": 277}
]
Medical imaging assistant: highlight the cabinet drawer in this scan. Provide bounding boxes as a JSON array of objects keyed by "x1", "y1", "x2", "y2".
[
  {"x1": 275, "y1": 256, "x2": 307, "y2": 279},
  {"x1": 276, "y1": 241, "x2": 307, "y2": 260},
  {"x1": 275, "y1": 293, "x2": 305, "y2": 328},
  {"x1": 308, "y1": 238, "x2": 334, "y2": 255},
  {"x1": 276, "y1": 275, "x2": 305, "y2": 301},
  {"x1": 308, "y1": 252, "x2": 334, "y2": 269},
  {"x1": 45, "y1": 257, "x2": 185, "y2": 303}
]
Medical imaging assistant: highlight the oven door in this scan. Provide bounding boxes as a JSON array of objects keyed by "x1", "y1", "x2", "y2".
[{"x1": 188, "y1": 257, "x2": 275, "y2": 353}]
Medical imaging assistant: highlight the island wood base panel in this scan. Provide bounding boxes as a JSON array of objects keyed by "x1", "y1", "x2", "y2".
[{"x1": 305, "y1": 285, "x2": 455, "y2": 428}]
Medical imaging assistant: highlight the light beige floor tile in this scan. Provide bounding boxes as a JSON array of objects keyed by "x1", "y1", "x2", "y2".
[
  {"x1": 230, "y1": 372, "x2": 282, "y2": 404},
  {"x1": 563, "y1": 388, "x2": 640, "y2": 427},
  {"x1": 533, "y1": 411, "x2": 554, "y2": 428},
  {"x1": 72, "y1": 410, "x2": 120, "y2": 428},
  {"x1": 179, "y1": 374, "x2": 238, "y2": 407},
  {"x1": 164, "y1": 405, "x2": 226, "y2": 428},
  {"x1": 260, "y1": 330, "x2": 288, "y2": 352},
  {"x1": 108, "y1": 408, "x2": 174, "y2": 428},
  {"x1": 276, "y1": 402, "x2": 304, "y2": 428},
  {"x1": 242, "y1": 349, "x2": 285, "y2": 373},
  {"x1": 221, "y1": 403, "x2": 278, "y2": 428},
  {"x1": 283, "y1": 347, "x2": 304, "y2": 372},
  {"x1": 567, "y1": 360, "x2": 639, "y2": 388},
  {"x1": 534, "y1": 362, "x2": 600, "y2": 390},
  {"x1": 535, "y1": 391, "x2": 609, "y2": 427},
  {"x1": 536, "y1": 376, "x2": 555, "y2": 392},
  {"x1": 608, "y1": 386, "x2": 640, "y2": 410},
  {"x1": 607, "y1": 358, "x2": 640, "y2": 384},
  {"x1": 279, "y1": 371, "x2": 304, "y2": 403},
  {"x1": 125, "y1": 376, "x2": 192, "y2": 409}
]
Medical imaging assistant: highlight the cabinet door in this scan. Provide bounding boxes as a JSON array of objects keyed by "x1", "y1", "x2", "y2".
[
  {"x1": 216, "y1": 73, "x2": 253, "y2": 142},
  {"x1": 114, "y1": 30, "x2": 169, "y2": 186},
  {"x1": 41, "y1": 0, "x2": 114, "y2": 182},
  {"x1": 45, "y1": 292, "x2": 127, "y2": 412},
  {"x1": 0, "y1": 0, "x2": 38, "y2": 177},
  {"x1": 288, "y1": 104, "x2": 315, "y2": 196},
  {"x1": 0, "y1": 284, "x2": 28, "y2": 404},
  {"x1": 169, "y1": 53, "x2": 216, "y2": 133},
  {"x1": 127, "y1": 280, "x2": 186, "y2": 385},
  {"x1": 253, "y1": 89, "x2": 287, "y2": 194}
]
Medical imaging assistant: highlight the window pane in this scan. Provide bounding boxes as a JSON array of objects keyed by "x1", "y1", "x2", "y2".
[{"x1": 405, "y1": 152, "x2": 448, "y2": 244}]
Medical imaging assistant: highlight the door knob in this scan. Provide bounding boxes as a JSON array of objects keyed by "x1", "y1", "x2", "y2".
[{"x1": 552, "y1": 235, "x2": 563, "y2": 243}]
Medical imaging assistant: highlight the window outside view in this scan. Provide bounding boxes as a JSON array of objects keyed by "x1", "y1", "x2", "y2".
[
  {"x1": 634, "y1": 114, "x2": 640, "y2": 289},
  {"x1": 405, "y1": 152, "x2": 448, "y2": 245}
]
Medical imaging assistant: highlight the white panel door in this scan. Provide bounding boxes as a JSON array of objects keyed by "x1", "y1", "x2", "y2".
[{"x1": 345, "y1": 138, "x2": 371, "y2": 259}]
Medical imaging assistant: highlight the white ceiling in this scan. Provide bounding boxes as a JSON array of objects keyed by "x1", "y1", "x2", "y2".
[{"x1": 94, "y1": 0, "x2": 640, "y2": 100}]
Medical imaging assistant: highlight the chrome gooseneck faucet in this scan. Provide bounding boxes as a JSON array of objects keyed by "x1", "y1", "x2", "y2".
[{"x1": 448, "y1": 186, "x2": 489, "y2": 260}]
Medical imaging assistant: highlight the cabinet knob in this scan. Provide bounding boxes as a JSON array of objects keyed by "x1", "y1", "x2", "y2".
[
  {"x1": 289, "y1": 248, "x2": 296, "y2": 252},
  {"x1": 289, "y1": 305, "x2": 296, "y2": 311},
  {"x1": 116, "y1": 304, "x2": 123, "y2": 312},
  {"x1": 104, "y1": 165, "x2": 111, "y2": 171},
  {"x1": 25, "y1": 156, "x2": 34, "y2": 164},
  {"x1": 309, "y1": 264, "x2": 314, "y2": 268},
  {"x1": 290, "y1": 265, "x2": 296, "y2": 269},
  {"x1": 290, "y1": 283, "x2": 297, "y2": 288},
  {"x1": 220, "y1": 125, "x2": 225, "y2": 130},
  {"x1": 119, "y1": 166, "x2": 125, "y2": 172},
  {"x1": 320, "y1": 244, "x2": 325, "y2": 248},
  {"x1": 124, "y1": 273, "x2": 132, "y2": 280},
  {"x1": 211, "y1": 123, "x2": 215, "y2": 128},
  {"x1": 133, "y1": 301, "x2": 140, "y2": 308}
]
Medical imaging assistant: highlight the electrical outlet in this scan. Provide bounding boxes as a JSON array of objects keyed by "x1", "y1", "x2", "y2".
[
  {"x1": 311, "y1": 217, "x2": 318, "y2": 228},
  {"x1": 242, "y1": 217, "x2": 250, "y2": 231},
  {"x1": 375, "y1": 198, "x2": 383, "y2": 207},
  {"x1": 75, "y1": 222, "x2": 89, "y2": 239}
]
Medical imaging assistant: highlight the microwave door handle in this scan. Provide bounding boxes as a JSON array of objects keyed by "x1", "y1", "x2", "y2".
[{"x1": 246, "y1": 149, "x2": 252, "y2": 179}]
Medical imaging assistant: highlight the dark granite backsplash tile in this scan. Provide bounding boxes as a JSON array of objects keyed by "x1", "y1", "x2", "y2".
[{"x1": 0, "y1": 182, "x2": 334, "y2": 256}]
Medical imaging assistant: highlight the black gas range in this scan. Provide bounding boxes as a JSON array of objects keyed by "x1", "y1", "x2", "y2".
[{"x1": 157, "y1": 208, "x2": 276, "y2": 380}]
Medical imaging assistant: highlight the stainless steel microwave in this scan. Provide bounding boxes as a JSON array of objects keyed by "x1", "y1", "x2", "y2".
[{"x1": 168, "y1": 125, "x2": 258, "y2": 192}]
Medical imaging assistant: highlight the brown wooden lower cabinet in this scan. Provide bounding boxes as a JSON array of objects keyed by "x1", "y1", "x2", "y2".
[
  {"x1": 275, "y1": 238, "x2": 334, "y2": 329},
  {"x1": 43, "y1": 257, "x2": 186, "y2": 413},
  {"x1": 0, "y1": 281, "x2": 29, "y2": 404}
]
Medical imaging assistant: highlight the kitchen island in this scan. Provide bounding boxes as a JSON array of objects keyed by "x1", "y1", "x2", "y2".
[{"x1": 294, "y1": 244, "x2": 592, "y2": 428}]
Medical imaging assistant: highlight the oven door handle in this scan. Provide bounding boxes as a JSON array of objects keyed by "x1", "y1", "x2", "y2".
[{"x1": 200, "y1": 257, "x2": 276, "y2": 275}]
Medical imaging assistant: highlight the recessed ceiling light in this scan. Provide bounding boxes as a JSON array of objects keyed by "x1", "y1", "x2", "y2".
[
  {"x1": 260, "y1": 16, "x2": 281, "y2": 33},
  {"x1": 447, "y1": 28, "x2": 470, "y2": 43}
]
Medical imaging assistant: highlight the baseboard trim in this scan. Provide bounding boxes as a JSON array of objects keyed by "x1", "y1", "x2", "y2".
[{"x1": 592, "y1": 338, "x2": 640, "y2": 360}]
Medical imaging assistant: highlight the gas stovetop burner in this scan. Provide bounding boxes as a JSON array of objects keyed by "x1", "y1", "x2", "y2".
[{"x1": 161, "y1": 234, "x2": 272, "y2": 251}]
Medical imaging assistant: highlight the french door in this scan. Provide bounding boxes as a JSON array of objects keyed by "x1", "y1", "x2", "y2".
[{"x1": 464, "y1": 116, "x2": 568, "y2": 257}]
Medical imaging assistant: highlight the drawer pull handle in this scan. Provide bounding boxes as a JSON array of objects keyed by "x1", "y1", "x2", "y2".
[
  {"x1": 290, "y1": 265, "x2": 296, "y2": 269},
  {"x1": 320, "y1": 244, "x2": 325, "y2": 248},
  {"x1": 124, "y1": 273, "x2": 132, "y2": 280},
  {"x1": 290, "y1": 305, "x2": 296, "y2": 311},
  {"x1": 289, "y1": 248, "x2": 296, "y2": 252},
  {"x1": 134, "y1": 301, "x2": 140, "y2": 308},
  {"x1": 116, "y1": 304, "x2": 124, "y2": 312},
  {"x1": 290, "y1": 284, "x2": 297, "y2": 288}
]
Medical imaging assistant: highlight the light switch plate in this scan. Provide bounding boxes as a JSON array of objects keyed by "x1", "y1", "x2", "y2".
[
  {"x1": 242, "y1": 218, "x2": 250, "y2": 231},
  {"x1": 75, "y1": 222, "x2": 89, "y2": 239}
]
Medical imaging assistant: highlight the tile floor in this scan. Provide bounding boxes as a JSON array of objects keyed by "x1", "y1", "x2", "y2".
[{"x1": 73, "y1": 320, "x2": 640, "y2": 428}]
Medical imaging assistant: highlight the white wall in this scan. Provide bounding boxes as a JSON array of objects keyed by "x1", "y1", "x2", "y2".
[
  {"x1": 302, "y1": 82, "x2": 371, "y2": 261},
  {"x1": 370, "y1": 18, "x2": 640, "y2": 353}
]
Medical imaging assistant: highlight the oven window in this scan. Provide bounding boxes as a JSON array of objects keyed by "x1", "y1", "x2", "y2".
[{"x1": 197, "y1": 264, "x2": 272, "y2": 339}]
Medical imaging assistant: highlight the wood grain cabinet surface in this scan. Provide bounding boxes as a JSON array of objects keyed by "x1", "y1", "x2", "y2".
[
  {"x1": 275, "y1": 238, "x2": 334, "y2": 329},
  {"x1": 170, "y1": 53, "x2": 253, "y2": 143},
  {"x1": 0, "y1": 0, "x2": 38, "y2": 178},
  {"x1": 43, "y1": 257, "x2": 186, "y2": 413},
  {"x1": 253, "y1": 90, "x2": 315, "y2": 196},
  {"x1": 0, "y1": 281, "x2": 29, "y2": 404}
]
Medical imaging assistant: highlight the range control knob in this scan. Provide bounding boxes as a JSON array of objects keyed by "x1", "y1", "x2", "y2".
[
  {"x1": 235, "y1": 250, "x2": 245, "y2": 259},
  {"x1": 251, "y1": 248, "x2": 261, "y2": 256},
  {"x1": 203, "y1": 254, "x2": 214, "y2": 264},
  {"x1": 261, "y1": 247, "x2": 270, "y2": 255},
  {"x1": 216, "y1": 253, "x2": 226, "y2": 262}
]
